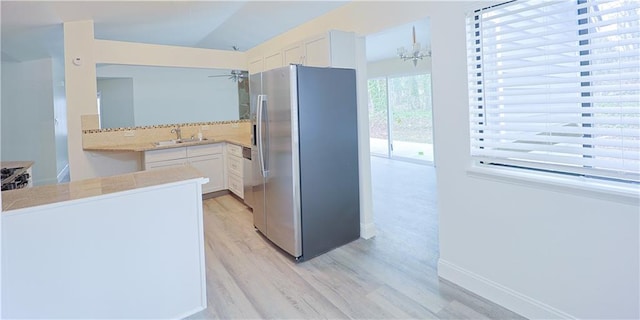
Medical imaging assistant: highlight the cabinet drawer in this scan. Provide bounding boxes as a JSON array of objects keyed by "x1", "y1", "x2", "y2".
[
  {"x1": 227, "y1": 154, "x2": 243, "y2": 177},
  {"x1": 187, "y1": 143, "x2": 222, "y2": 158},
  {"x1": 145, "y1": 147, "x2": 186, "y2": 163},
  {"x1": 227, "y1": 173, "x2": 244, "y2": 199},
  {"x1": 226, "y1": 143, "x2": 242, "y2": 158},
  {"x1": 145, "y1": 158, "x2": 187, "y2": 170}
]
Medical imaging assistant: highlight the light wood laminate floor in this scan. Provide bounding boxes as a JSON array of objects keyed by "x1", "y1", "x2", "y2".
[{"x1": 187, "y1": 157, "x2": 525, "y2": 319}]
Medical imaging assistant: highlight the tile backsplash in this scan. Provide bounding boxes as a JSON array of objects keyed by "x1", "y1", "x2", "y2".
[{"x1": 82, "y1": 118, "x2": 251, "y2": 149}]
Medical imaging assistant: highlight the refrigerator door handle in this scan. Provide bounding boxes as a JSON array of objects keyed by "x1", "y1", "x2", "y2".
[{"x1": 257, "y1": 94, "x2": 268, "y2": 178}]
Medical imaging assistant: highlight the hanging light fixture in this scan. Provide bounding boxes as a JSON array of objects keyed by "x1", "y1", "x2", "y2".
[{"x1": 397, "y1": 26, "x2": 431, "y2": 67}]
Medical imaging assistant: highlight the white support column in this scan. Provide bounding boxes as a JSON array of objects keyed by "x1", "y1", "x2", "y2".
[
  {"x1": 63, "y1": 20, "x2": 98, "y2": 181},
  {"x1": 355, "y1": 36, "x2": 376, "y2": 239}
]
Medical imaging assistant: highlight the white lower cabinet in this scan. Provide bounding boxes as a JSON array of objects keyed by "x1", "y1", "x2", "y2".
[
  {"x1": 227, "y1": 174, "x2": 243, "y2": 198},
  {"x1": 189, "y1": 154, "x2": 223, "y2": 194},
  {"x1": 144, "y1": 143, "x2": 224, "y2": 194},
  {"x1": 226, "y1": 143, "x2": 244, "y2": 199}
]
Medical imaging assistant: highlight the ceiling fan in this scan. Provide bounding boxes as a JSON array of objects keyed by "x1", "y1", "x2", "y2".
[
  {"x1": 208, "y1": 46, "x2": 248, "y2": 82},
  {"x1": 208, "y1": 69, "x2": 247, "y2": 82}
]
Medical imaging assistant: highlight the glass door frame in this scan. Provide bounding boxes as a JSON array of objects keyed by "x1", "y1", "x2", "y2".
[
  {"x1": 368, "y1": 74, "x2": 434, "y2": 165},
  {"x1": 368, "y1": 76, "x2": 391, "y2": 158}
]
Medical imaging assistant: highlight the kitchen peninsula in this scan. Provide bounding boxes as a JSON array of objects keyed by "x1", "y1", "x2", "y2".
[
  {"x1": 2, "y1": 166, "x2": 208, "y2": 318},
  {"x1": 81, "y1": 119, "x2": 251, "y2": 197}
]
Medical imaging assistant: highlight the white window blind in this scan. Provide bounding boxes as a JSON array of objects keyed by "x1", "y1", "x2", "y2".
[{"x1": 467, "y1": 0, "x2": 640, "y2": 183}]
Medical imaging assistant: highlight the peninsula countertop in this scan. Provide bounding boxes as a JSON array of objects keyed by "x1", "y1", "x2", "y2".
[
  {"x1": 83, "y1": 134, "x2": 251, "y2": 152},
  {"x1": 2, "y1": 161, "x2": 35, "y2": 170},
  {"x1": 2, "y1": 166, "x2": 206, "y2": 212}
]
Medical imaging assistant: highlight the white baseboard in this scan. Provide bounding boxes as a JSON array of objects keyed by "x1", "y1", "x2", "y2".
[
  {"x1": 176, "y1": 305, "x2": 206, "y2": 319},
  {"x1": 360, "y1": 222, "x2": 376, "y2": 239},
  {"x1": 57, "y1": 163, "x2": 70, "y2": 183},
  {"x1": 437, "y1": 259, "x2": 576, "y2": 319}
]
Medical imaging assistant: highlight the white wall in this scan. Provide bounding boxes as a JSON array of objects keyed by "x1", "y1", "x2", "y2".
[
  {"x1": 1, "y1": 58, "x2": 59, "y2": 185},
  {"x1": 428, "y1": 5, "x2": 639, "y2": 319},
  {"x1": 249, "y1": 2, "x2": 640, "y2": 319},
  {"x1": 367, "y1": 56, "x2": 431, "y2": 79}
]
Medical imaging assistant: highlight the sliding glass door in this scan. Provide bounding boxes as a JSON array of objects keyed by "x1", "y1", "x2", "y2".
[
  {"x1": 368, "y1": 74, "x2": 434, "y2": 163},
  {"x1": 368, "y1": 78, "x2": 389, "y2": 157}
]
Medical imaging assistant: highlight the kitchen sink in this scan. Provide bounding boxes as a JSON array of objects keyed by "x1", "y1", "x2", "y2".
[
  {"x1": 154, "y1": 140, "x2": 179, "y2": 146},
  {"x1": 177, "y1": 137, "x2": 208, "y2": 143},
  {"x1": 154, "y1": 138, "x2": 208, "y2": 146}
]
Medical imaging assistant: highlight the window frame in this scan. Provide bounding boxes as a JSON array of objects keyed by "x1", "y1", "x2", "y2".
[{"x1": 466, "y1": 0, "x2": 640, "y2": 192}]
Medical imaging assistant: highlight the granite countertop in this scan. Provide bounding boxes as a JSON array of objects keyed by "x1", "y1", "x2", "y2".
[
  {"x1": 2, "y1": 161, "x2": 34, "y2": 170},
  {"x1": 2, "y1": 166, "x2": 206, "y2": 212},
  {"x1": 83, "y1": 134, "x2": 251, "y2": 152}
]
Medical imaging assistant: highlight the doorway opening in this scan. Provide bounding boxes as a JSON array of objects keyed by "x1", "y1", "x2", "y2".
[{"x1": 364, "y1": 19, "x2": 438, "y2": 264}]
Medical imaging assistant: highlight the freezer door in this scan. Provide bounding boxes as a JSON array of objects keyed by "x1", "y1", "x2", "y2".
[
  {"x1": 263, "y1": 66, "x2": 302, "y2": 258},
  {"x1": 296, "y1": 66, "x2": 360, "y2": 260},
  {"x1": 250, "y1": 72, "x2": 266, "y2": 233}
]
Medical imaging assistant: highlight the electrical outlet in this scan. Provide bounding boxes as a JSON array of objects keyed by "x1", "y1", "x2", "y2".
[
  {"x1": 201, "y1": 125, "x2": 210, "y2": 131},
  {"x1": 124, "y1": 130, "x2": 135, "y2": 137}
]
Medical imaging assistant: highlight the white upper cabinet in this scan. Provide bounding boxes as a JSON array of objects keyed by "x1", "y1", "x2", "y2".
[
  {"x1": 248, "y1": 50, "x2": 282, "y2": 75},
  {"x1": 248, "y1": 56, "x2": 264, "y2": 75},
  {"x1": 302, "y1": 33, "x2": 331, "y2": 67},
  {"x1": 248, "y1": 30, "x2": 356, "y2": 74},
  {"x1": 263, "y1": 51, "x2": 283, "y2": 72},
  {"x1": 283, "y1": 42, "x2": 305, "y2": 66}
]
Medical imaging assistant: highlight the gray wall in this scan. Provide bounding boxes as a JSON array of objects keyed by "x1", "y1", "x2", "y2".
[
  {"x1": 52, "y1": 57, "x2": 69, "y2": 181},
  {"x1": 96, "y1": 65, "x2": 239, "y2": 127},
  {"x1": 98, "y1": 78, "x2": 135, "y2": 128},
  {"x1": 1, "y1": 58, "x2": 64, "y2": 186}
]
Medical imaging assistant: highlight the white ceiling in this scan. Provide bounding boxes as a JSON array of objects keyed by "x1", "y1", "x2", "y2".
[{"x1": 0, "y1": 1, "x2": 431, "y2": 64}]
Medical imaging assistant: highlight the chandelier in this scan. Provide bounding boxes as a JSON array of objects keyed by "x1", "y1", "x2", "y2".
[{"x1": 397, "y1": 26, "x2": 431, "y2": 67}]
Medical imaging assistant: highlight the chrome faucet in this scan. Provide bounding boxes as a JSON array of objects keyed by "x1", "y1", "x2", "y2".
[{"x1": 171, "y1": 125, "x2": 182, "y2": 141}]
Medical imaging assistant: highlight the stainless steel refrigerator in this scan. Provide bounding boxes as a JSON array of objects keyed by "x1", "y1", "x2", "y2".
[{"x1": 250, "y1": 65, "x2": 360, "y2": 261}]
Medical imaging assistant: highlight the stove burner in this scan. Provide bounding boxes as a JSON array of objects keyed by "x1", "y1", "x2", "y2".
[
  {"x1": 1, "y1": 167, "x2": 19, "y2": 180},
  {"x1": 1, "y1": 167, "x2": 29, "y2": 191}
]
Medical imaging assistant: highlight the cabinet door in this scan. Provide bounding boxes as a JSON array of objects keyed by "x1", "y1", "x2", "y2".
[
  {"x1": 304, "y1": 34, "x2": 331, "y2": 67},
  {"x1": 263, "y1": 51, "x2": 283, "y2": 71},
  {"x1": 326, "y1": 30, "x2": 357, "y2": 68},
  {"x1": 145, "y1": 159, "x2": 187, "y2": 170},
  {"x1": 248, "y1": 56, "x2": 264, "y2": 75},
  {"x1": 227, "y1": 173, "x2": 244, "y2": 199},
  {"x1": 283, "y1": 42, "x2": 304, "y2": 66},
  {"x1": 226, "y1": 154, "x2": 243, "y2": 178},
  {"x1": 189, "y1": 154, "x2": 224, "y2": 194},
  {"x1": 226, "y1": 143, "x2": 242, "y2": 158}
]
